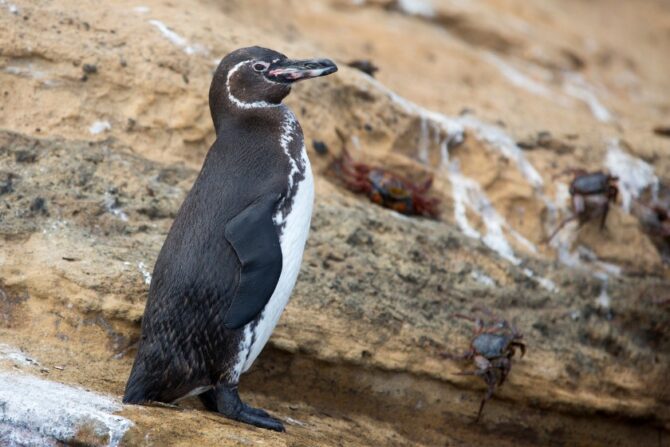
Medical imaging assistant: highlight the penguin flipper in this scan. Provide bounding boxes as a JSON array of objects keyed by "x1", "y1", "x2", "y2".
[{"x1": 223, "y1": 194, "x2": 283, "y2": 329}]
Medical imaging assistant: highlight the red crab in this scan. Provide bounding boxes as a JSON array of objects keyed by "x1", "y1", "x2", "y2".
[
  {"x1": 333, "y1": 147, "x2": 440, "y2": 218},
  {"x1": 547, "y1": 170, "x2": 619, "y2": 242},
  {"x1": 443, "y1": 308, "x2": 526, "y2": 422}
]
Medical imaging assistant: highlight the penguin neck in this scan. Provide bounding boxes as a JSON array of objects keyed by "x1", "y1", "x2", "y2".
[
  {"x1": 211, "y1": 103, "x2": 286, "y2": 136},
  {"x1": 211, "y1": 105, "x2": 306, "y2": 185}
]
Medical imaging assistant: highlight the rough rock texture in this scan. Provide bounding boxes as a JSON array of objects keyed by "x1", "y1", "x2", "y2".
[{"x1": 1, "y1": 0, "x2": 670, "y2": 446}]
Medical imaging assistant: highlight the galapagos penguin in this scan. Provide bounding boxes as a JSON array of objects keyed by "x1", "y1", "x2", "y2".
[{"x1": 123, "y1": 46, "x2": 337, "y2": 432}]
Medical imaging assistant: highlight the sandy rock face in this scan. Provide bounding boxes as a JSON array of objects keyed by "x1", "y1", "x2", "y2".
[{"x1": 1, "y1": 0, "x2": 670, "y2": 446}]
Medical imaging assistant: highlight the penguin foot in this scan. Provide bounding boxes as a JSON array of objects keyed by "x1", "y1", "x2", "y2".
[
  {"x1": 201, "y1": 389, "x2": 269, "y2": 418},
  {"x1": 215, "y1": 383, "x2": 285, "y2": 432},
  {"x1": 242, "y1": 402, "x2": 271, "y2": 419}
]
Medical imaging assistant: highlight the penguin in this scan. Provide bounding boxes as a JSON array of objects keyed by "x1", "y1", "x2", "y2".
[{"x1": 123, "y1": 46, "x2": 337, "y2": 432}]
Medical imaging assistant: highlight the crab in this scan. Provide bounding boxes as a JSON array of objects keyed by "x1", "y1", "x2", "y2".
[
  {"x1": 547, "y1": 170, "x2": 619, "y2": 242},
  {"x1": 346, "y1": 59, "x2": 379, "y2": 77},
  {"x1": 333, "y1": 147, "x2": 440, "y2": 218},
  {"x1": 443, "y1": 308, "x2": 526, "y2": 422}
]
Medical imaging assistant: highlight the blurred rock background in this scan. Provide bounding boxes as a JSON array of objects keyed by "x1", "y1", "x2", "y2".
[{"x1": 1, "y1": 0, "x2": 669, "y2": 445}]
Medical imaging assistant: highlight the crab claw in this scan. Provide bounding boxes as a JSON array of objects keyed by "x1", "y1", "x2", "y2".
[{"x1": 512, "y1": 342, "x2": 526, "y2": 358}]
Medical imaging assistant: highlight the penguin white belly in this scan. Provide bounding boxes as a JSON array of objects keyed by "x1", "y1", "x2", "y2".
[{"x1": 236, "y1": 152, "x2": 314, "y2": 377}]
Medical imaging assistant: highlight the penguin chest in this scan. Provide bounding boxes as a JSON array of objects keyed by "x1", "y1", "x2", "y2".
[{"x1": 238, "y1": 154, "x2": 314, "y2": 374}]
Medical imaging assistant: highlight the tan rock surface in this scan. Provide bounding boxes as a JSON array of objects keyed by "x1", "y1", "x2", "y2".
[{"x1": 1, "y1": 0, "x2": 670, "y2": 445}]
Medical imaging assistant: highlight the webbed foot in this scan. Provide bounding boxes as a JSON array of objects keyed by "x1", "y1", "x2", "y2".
[{"x1": 212, "y1": 383, "x2": 284, "y2": 432}]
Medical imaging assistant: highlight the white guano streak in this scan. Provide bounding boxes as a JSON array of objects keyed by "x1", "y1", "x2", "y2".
[
  {"x1": 456, "y1": 115, "x2": 544, "y2": 190},
  {"x1": 484, "y1": 53, "x2": 554, "y2": 99},
  {"x1": 0, "y1": 0, "x2": 19, "y2": 14},
  {"x1": 0, "y1": 371, "x2": 133, "y2": 447},
  {"x1": 604, "y1": 138, "x2": 658, "y2": 213},
  {"x1": 359, "y1": 74, "x2": 554, "y2": 290},
  {"x1": 148, "y1": 20, "x2": 207, "y2": 56},
  {"x1": 562, "y1": 72, "x2": 612, "y2": 123},
  {"x1": 397, "y1": 0, "x2": 435, "y2": 17}
]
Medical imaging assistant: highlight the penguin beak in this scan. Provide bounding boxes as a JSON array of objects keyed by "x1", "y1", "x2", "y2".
[{"x1": 266, "y1": 58, "x2": 338, "y2": 83}]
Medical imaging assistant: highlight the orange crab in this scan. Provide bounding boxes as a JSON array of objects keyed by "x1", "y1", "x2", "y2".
[{"x1": 333, "y1": 148, "x2": 440, "y2": 218}]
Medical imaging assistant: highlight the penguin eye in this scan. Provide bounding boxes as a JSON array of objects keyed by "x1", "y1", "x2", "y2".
[{"x1": 252, "y1": 62, "x2": 269, "y2": 72}]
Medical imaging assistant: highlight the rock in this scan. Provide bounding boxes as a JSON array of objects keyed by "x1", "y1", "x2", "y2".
[{"x1": 0, "y1": 131, "x2": 668, "y2": 446}]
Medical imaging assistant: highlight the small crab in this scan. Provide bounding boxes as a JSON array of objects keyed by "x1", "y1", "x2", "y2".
[
  {"x1": 443, "y1": 308, "x2": 526, "y2": 422},
  {"x1": 547, "y1": 170, "x2": 619, "y2": 242},
  {"x1": 347, "y1": 59, "x2": 379, "y2": 77},
  {"x1": 333, "y1": 147, "x2": 440, "y2": 218}
]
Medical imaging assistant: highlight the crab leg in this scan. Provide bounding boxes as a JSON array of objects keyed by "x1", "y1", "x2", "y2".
[
  {"x1": 442, "y1": 348, "x2": 475, "y2": 361},
  {"x1": 600, "y1": 201, "x2": 610, "y2": 230},
  {"x1": 546, "y1": 214, "x2": 577, "y2": 243},
  {"x1": 510, "y1": 342, "x2": 526, "y2": 358},
  {"x1": 475, "y1": 370, "x2": 498, "y2": 423},
  {"x1": 453, "y1": 313, "x2": 484, "y2": 332}
]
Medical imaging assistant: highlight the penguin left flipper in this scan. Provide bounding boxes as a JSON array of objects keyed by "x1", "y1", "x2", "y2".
[{"x1": 223, "y1": 194, "x2": 283, "y2": 329}]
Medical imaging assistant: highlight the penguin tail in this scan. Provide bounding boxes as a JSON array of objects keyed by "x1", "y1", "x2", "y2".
[
  {"x1": 122, "y1": 385, "x2": 146, "y2": 404},
  {"x1": 122, "y1": 355, "x2": 194, "y2": 405},
  {"x1": 123, "y1": 359, "x2": 153, "y2": 404}
]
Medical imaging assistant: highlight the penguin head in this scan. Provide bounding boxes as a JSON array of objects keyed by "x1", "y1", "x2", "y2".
[{"x1": 210, "y1": 46, "x2": 337, "y2": 119}]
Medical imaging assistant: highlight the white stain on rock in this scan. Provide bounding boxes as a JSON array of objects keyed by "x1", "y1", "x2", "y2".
[
  {"x1": 0, "y1": 344, "x2": 39, "y2": 367},
  {"x1": 522, "y1": 268, "x2": 557, "y2": 293},
  {"x1": 482, "y1": 53, "x2": 614, "y2": 123},
  {"x1": 149, "y1": 20, "x2": 207, "y2": 56},
  {"x1": 0, "y1": 0, "x2": 19, "y2": 14},
  {"x1": 471, "y1": 270, "x2": 495, "y2": 287},
  {"x1": 89, "y1": 120, "x2": 111, "y2": 135},
  {"x1": 446, "y1": 161, "x2": 521, "y2": 264},
  {"x1": 562, "y1": 72, "x2": 612, "y2": 123},
  {"x1": 484, "y1": 53, "x2": 554, "y2": 99},
  {"x1": 0, "y1": 372, "x2": 133, "y2": 447},
  {"x1": 3, "y1": 64, "x2": 57, "y2": 86},
  {"x1": 396, "y1": 0, "x2": 434, "y2": 17},
  {"x1": 363, "y1": 76, "x2": 465, "y2": 149},
  {"x1": 593, "y1": 272, "x2": 611, "y2": 309},
  {"x1": 361, "y1": 75, "x2": 557, "y2": 290},
  {"x1": 456, "y1": 115, "x2": 544, "y2": 189},
  {"x1": 605, "y1": 139, "x2": 658, "y2": 213},
  {"x1": 103, "y1": 192, "x2": 129, "y2": 222},
  {"x1": 137, "y1": 261, "x2": 152, "y2": 285}
]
